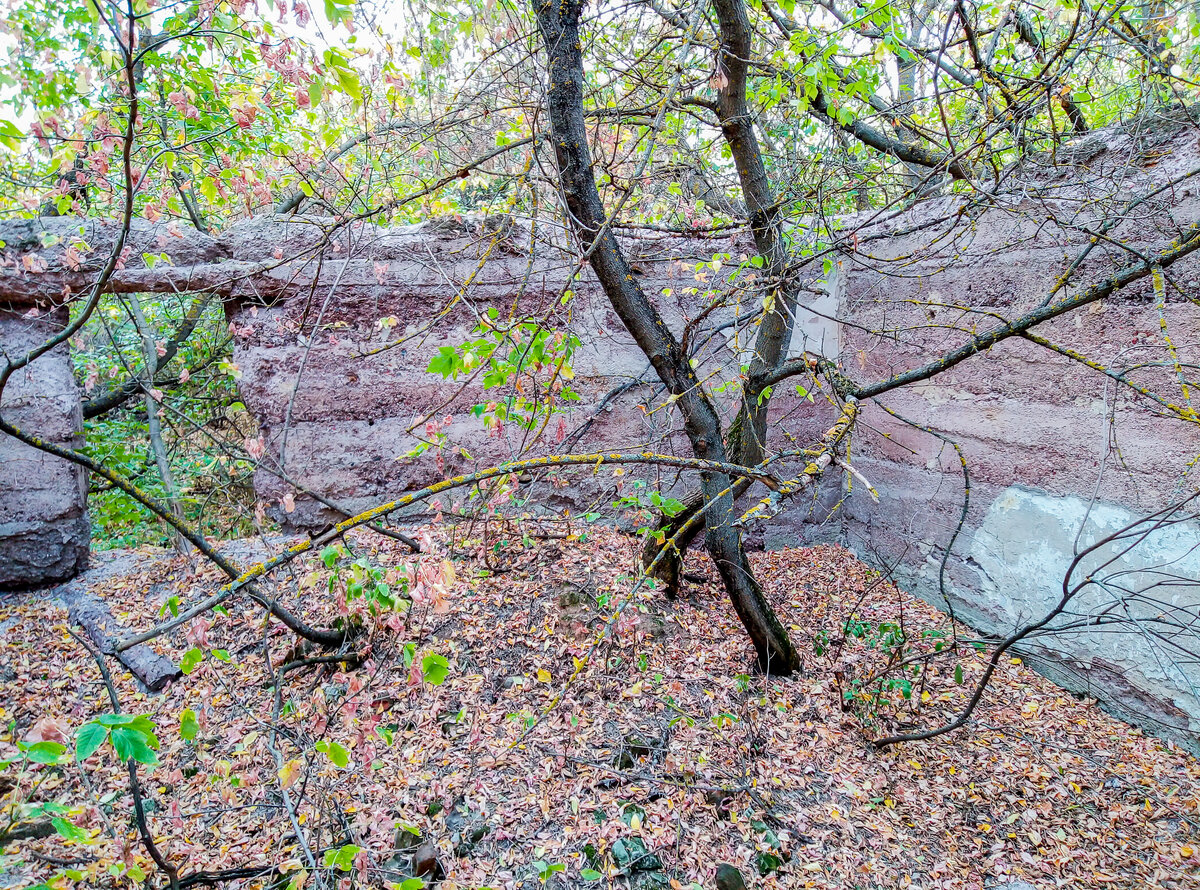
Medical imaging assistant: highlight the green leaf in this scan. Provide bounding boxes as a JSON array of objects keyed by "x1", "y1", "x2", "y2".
[
  {"x1": 659, "y1": 497, "x2": 685, "y2": 517},
  {"x1": 180, "y1": 708, "x2": 199, "y2": 741},
  {"x1": 29, "y1": 801, "x2": 67, "y2": 817},
  {"x1": 180, "y1": 647, "x2": 203, "y2": 674},
  {"x1": 323, "y1": 843, "x2": 360, "y2": 871},
  {"x1": 316, "y1": 739, "x2": 350, "y2": 768},
  {"x1": 94, "y1": 714, "x2": 135, "y2": 727},
  {"x1": 110, "y1": 727, "x2": 159, "y2": 766},
  {"x1": 75, "y1": 723, "x2": 108, "y2": 761},
  {"x1": 51, "y1": 816, "x2": 89, "y2": 842},
  {"x1": 399, "y1": 880, "x2": 425, "y2": 890},
  {"x1": 426, "y1": 347, "x2": 458, "y2": 378},
  {"x1": 127, "y1": 716, "x2": 158, "y2": 744},
  {"x1": 421, "y1": 653, "x2": 450, "y2": 686},
  {"x1": 756, "y1": 850, "x2": 784, "y2": 876},
  {"x1": 0, "y1": 118, "x2": 22, "y2": 150},
  {"x1": 24, "y1": 740, "x2": 67, "y2": 764},
  {"x1": 581, "y1": 869, "x2": 603, "y2": 881},
  {"x1": 954, "y1": 663, "x2": 964, "y2": 685},
  {"x1": 335, "y1": 67, "x2": 362, "y2": 102}
]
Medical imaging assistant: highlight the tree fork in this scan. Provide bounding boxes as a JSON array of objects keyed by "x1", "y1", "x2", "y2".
[
  {"x1": 532, "y1": 0, "x2": 799, "y2": 673},
  {"x1": 643, "y1": 0, "x2": 810, "y2": 603}
]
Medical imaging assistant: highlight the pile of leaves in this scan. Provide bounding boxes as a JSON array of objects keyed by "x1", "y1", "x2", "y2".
[{"x1": 1, "y1": 526, "x2": 1196, "y2": 890}]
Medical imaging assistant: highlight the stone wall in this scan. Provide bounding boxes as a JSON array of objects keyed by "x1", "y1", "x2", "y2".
[
  {"x1": 827, "y1": 121, "x2": 1200, "y2": 748},
  {"x1": 0, "y1": 309, "x2": 89, "y2": 587},
  {"x1": 1, "y1": 116, "x2": 1197, "y2": 749},
  {"x1": 0, "y1": 216, "x2": 228, "y2": 589},
  {"x1": 226, "y1": 218, "x2": 835, "y2": 530}
]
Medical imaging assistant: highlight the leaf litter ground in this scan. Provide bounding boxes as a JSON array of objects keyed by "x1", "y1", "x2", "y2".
[{"x1": 1, "y1": 527, "x2": 1197, "y2": 890}]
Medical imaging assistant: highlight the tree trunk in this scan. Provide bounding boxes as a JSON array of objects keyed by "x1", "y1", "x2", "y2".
[
  {"x1": 127, "y1": 292, "x2": 192, "y2": 555},
  {"x1": 532, "y1": 0, "x2": 799, "y2": 673},
  {"x1": 641, "y1": 0, "x2": 810, "y2": 600}
]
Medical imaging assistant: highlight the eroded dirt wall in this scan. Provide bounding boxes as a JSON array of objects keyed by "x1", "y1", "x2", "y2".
[{"x1": 225, "y1": 218, "x2": 834, "y2": 531}]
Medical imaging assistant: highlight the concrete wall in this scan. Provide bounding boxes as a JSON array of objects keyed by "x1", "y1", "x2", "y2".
[{"x1": 0, "y1": 309, "x2": 89, "y2": 587}]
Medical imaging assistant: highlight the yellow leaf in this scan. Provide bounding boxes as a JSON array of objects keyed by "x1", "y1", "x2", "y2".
[
  {"x1": 629, "y1": 812, "x2": 642, "y2": 831},
  {"x1": 537, "y1": 669, "x2": 551, "y2": 683},
  {"x1": 278, "y1": 759, "x2": 303, "y2": 789}
]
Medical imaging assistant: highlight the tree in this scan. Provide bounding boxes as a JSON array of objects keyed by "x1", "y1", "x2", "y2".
[
  {"x1": 1, "y1": 0, "x2": 1199, "y2": 882},
  {"x1": 0, "y1": 0, "x2": 1195, "y2": 796},
  {"x1": 2, "y1": 0, "x2": 1197, "y2": 664}
]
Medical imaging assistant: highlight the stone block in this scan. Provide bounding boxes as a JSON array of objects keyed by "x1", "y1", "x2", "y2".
[{"x1": 0, "y1": 310, "x2": 89, "y2": 588}]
